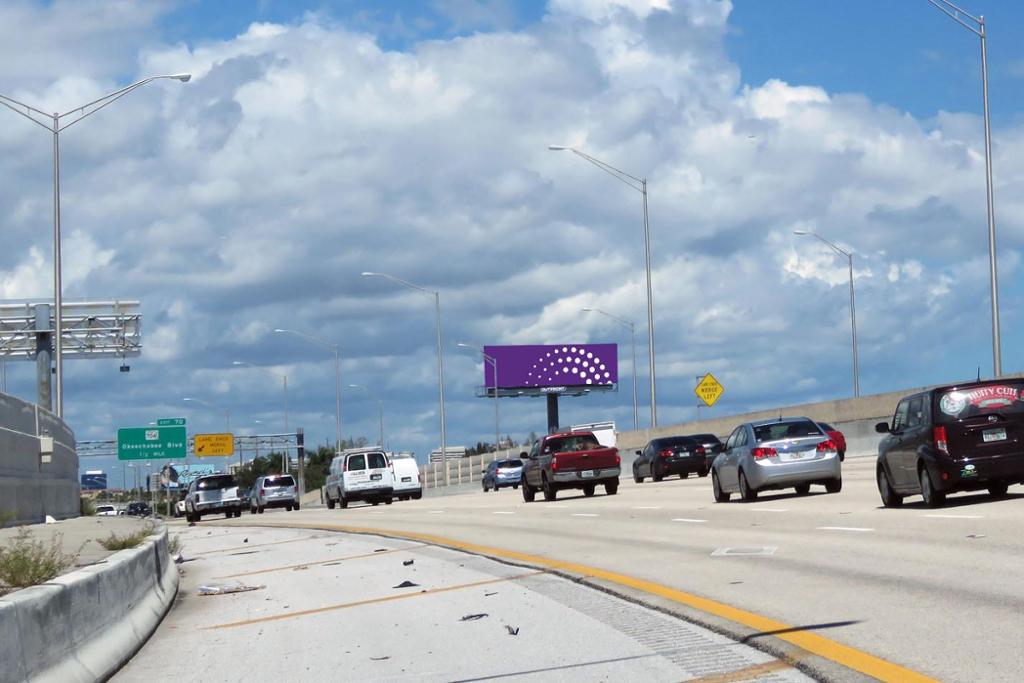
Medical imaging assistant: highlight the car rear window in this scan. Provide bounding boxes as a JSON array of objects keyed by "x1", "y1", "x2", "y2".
[
  {"x1": 934, "y1": 382, "x2": 1024, "y2": 423},
  {"x1": 690, "y1": 433, "x2": 721, "y2": 443},
  {"x1": 264, "y1": 475, "x2": 295, "y2": 488},
  {"x1": 498, "y1": 459, "x2": 523, "y2": 468},
  {"x1": 654, "y1": 437, "x2": 699, "y2": 449},
  {"x1": 367, "y1": 452, "x2": 388, "y2": 469},
  {"x1": 546, "y1": 435, "x2": 601, "y2": 452},
  {"x1": 818, "y1": 423, "x2": 835, "y2": 432},
  {"x1": 753, "y1": 420, "x2": 823, "y2": 442},
  {"x1": 197, "y1": 475, "x2": 235, "y2": 490}
]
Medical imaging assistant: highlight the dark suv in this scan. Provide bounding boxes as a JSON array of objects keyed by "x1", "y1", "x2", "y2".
[{"x1": 875, "y1": 379, "x2": 1024, "y2": 508}]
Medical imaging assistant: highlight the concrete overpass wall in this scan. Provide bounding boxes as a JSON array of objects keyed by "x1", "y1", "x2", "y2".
[{"x1": 0, "y1": 392, "x2": 77, "y2": 525}]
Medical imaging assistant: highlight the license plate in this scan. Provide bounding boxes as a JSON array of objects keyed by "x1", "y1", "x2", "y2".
[
  {"x1": 983, "y1": 428, "x2": 1007, "y2": 443},
  {"x1": 402, "y1": 477, "x2": 411, "y2": 482},
  {"x1": 785, "y1": 451, "x2": 808, "y2": 460},
  {"x1": 370, "y1": 473, "x2": 382, "y2": 481},
  {"x1": 580, "y1": 470, "x2": 595, "y2": 478}
]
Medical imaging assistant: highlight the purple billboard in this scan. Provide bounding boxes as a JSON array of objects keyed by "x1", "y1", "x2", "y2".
[{"x1": 483, "y1": 344, "x2": 618, "y2": 390}]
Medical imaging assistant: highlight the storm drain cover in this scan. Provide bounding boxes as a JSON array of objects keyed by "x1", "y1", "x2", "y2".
[{"x1": 711, "y1": 546, "x2": 777, "y2": 557}]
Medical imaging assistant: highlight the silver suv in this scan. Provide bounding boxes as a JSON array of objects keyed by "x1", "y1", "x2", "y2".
[{"x1": 251, "y1": 474, "x2": 299, "y2": 513}]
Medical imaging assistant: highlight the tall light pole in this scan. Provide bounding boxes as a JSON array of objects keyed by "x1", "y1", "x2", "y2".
[
  {"x1": 275, "y1": 328, "x2": 342, "y2": 454},
  {"x1": 582, "y1": 308, "x2": 638, "y2": 430},
  {"x1": 456, "y1": 343, "x2": 501, "y2": 454},
  {"x1": 347, "y1": 384, "x2": 385, "y2": 449},
  {"x1": 233, "y1": 361, "x2": 289, "y2": 472},
  {"x1": 362, "y1": 271, "x2": 448, "y2": 484},
  {"x1": 0, "y1": 73, "x2": 191, "y2": 417},
  {"x1": 183, "y1": 396, "x2": 231, "y2": 431},
  {"x1": 925, "y1": 1, "x2": 1001, "y2": 376},
  {"x1": 794, "y1": 231, "x2": 860, "y2": 397},
  {"x1": 549, "y1": 145, "x2": 658, "y2": 426}
]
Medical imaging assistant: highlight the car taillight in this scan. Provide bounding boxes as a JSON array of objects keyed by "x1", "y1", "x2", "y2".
[
  {"x1": 614, "y1": 452, "x2": 621, "y2": 466},
  {"x1": 816, "y1": 440, "x2": 837, "y2": 453},
  {"x1": 658, "y1": 448, "x2": 673, "y2": 458},
  {"x1": 551, "y1": 458, "x2": 559, "y2": 471},
  {"x1": 259, "y1": 488, "x2": 264, "y2": 496},
  {"x1": 750, "y1": 447, "x2": 776, "y2": 459},
  {"x1": 933, "y1": 426, "x2": 949, "y2": 455}
]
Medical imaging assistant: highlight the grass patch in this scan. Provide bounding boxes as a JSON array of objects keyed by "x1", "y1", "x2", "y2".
[
  {"x1": 0, "y1": 529, "x2": 78, "y2": 595},
  {"x1": 168, "y1": 533, "x2": 184, "y2": 556},
  {"x1": 96, "y1": 523, "x2": 156, "y2": 551},
  {"x1": 0, "y1": 509, "x2": 14, "y2": 528},
  {"x1": 80, "y1": 497, "x2": 97, "y2": 516}
]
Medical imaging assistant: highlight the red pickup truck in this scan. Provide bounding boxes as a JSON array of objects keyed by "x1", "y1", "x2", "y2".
[{"x1": 520, "y1": 431, "x2": 621, "y2": 501}]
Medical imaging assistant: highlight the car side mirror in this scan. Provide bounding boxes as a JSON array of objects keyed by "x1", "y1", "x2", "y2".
[
  {"x1": 481, "y1": 469, "x2": 487, "y2": 474},
  {"x1": 519, "y1": 451, "x2": 529, "y2": 459},
  {"x1": 875, "y1": 422, "x2": 890, "y2": 434},
  {"x1": 635, "y1": 450, "x2": 642, "y2": 456}
]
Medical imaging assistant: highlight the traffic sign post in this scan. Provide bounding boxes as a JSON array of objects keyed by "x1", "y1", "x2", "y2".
[
  {"x1": 194, "y1": 433, "x2": 235, "y2": 457},
  {"x1": 695, "y1": 373, "x2": 724, "y2": 408},
  {"x1": 117, "y1": 426, "x2": 187, "y2": 460}
]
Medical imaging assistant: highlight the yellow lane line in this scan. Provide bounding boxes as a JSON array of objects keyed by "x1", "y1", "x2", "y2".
[
  {"x1": 243, "y1": 520, "x2": 938, "y2": 683},
  {"x1": 213, "y1": 544, "x2": 423, "y2": 579},
  {"x1": 193, "y1": 534, "x2": 320, "y2": 556},
  {"x1": 202, "y1": 570, "x2": 544, "y2": 630}
]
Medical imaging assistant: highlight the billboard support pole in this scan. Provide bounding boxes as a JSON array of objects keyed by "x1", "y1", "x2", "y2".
[{"x1": 547, "y1": 394, "x2": 559, "y2": 434}]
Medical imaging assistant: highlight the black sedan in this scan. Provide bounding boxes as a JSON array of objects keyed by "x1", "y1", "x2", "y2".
[
  {"x1": 632, "y1": 436, "x2": 708, "y2": 482},
  {"x1": 687, "y1": 433, "x2": 725, "y2": 470}
]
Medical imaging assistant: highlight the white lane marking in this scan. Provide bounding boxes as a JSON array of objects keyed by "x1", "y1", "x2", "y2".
[
  {"x1": 571, "y1": 513, "x2": 599, "y2": 517},
  {"x1": 492, "y1": 511, "x2": 515, "y2": 515},
  {"x1": 632, "y1": 506, "x2": 662, "y2": 510},
  {"x1": 923, "y1": 514, "x2": 984, "y2": 519},
  {"x1": 671, "y1": 518, "x2": 707, "y2": 523},
  {"x1": 751, "y1": 508, "x2": 789, "y2": 512},
  {"x1": 817, "y1": 526, "x2": 873, "y2": 532},
  {"x1": 427, "y1": 510, "x2": 445, "y2": 514}
]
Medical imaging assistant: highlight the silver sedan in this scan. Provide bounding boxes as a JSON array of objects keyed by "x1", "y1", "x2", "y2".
[{"x1": 712, "y1": 417, "x2": 842, "y2": 502}]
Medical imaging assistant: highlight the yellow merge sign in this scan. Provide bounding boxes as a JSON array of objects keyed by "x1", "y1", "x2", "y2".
[
  {"x1": 194, "y1": 433, "x2": 235, "y2": 457},
  {"x1": 695, "y1": 373, "x2": 724, "y2": 408}
]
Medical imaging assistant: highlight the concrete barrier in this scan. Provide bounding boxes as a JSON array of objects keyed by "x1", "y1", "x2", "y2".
[{"x1": 0, "y1": 526, "x2": 178, "y2": 683}]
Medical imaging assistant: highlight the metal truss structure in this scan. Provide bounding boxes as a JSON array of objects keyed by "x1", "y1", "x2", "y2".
[{"x1": 0, "y1": 300, "x2": 141, "y2": 360}]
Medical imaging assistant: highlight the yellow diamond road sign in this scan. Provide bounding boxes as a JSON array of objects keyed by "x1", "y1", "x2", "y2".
[
  {"x1": 695, "y1": 373, "x2": 724, "y2": 408},
  {"x1": 194, "y1": 433, "x2": 235, "y2": 457}
]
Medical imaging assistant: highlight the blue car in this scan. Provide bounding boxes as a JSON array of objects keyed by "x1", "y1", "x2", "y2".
[{"x1": 482, "y1": 459, "x2": 523, "y2": 491}]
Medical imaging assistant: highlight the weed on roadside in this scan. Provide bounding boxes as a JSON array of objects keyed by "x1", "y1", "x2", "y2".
[
  {"x1": 0, "y1": 529, "x2": 78, "y2": 595},
  {"x1": 97, "y1": 524, "x2": 155, "y2": 551},
  {"x1": 168, "y1": 533, "x2": 184, "y2": 556},
  {"x1": 80, "y1": 497, "x2": 97, "y2": 516}
]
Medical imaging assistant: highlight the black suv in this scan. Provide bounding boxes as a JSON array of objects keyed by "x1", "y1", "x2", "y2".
[
  {"x1": 125, "y1": 501, "x2": 152, "y2": 517},
  {"x1": 876, "y1": 379, "x2": 1024, "y2": 508}
]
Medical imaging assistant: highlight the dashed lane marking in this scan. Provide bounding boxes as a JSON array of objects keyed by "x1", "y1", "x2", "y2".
[
  {"x1": 750, "y1": 508, "x2": 789, "y2": 512},
  {"x1": 492, "y1": 511, "x2": 515, "y2": 515},
  {"x1": 632, "y1": 506, "x2": 662, "y2": 510},
  {"x1": 671, "y1": 518, "x2": 708, "y2": 524},
  {"x1": 923, "y1": 514, "x2": 983, "y2": 519},
  {"x1": 816, "y1": 526, "x2": 874, "y2": 532},
  {"x1": 193, "y1": 535, "x2": 320, "y2": 556},
  {"x1": 571, "y1": 513, "x2": 599, "y2": 517}
]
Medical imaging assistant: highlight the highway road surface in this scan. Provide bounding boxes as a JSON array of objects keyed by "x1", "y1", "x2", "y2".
[
  {"x1": 116, "y1": 524, "x2": 811, "y2": 682},
  {"x1": 145, "y1": 456, "x2": 1023, "y2": 682}
]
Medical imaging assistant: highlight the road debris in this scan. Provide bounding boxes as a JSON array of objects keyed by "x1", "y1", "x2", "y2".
[
  {"x1": 370, "y1": 656, "x2": 390, "y2": 661},
  {"x1": 393, "y1": 580, "x2": 419, "y2": 588},
  {"x1": 460, "y1": 613, "x2": 488, "y2": 622},
  {"x1": 403, "y1": 559, "x2": 414, "y2": 566},
  {"x1": 505, "y1": 625, "x2": 519, "y2": 636},
  {"x1": 198, "y1": 582, "x2": 265, "y2": 596}
]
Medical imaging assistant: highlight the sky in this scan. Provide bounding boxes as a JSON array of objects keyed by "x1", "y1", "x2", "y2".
[{"x1": 1, "y1": 0, "x2": 1023, "y2": 482}]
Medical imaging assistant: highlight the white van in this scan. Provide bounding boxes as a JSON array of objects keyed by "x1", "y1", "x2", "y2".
[
  {"x1": 326, "y1": 449, "x2": 394, "y2": 509},
  {"x1": 390, "y1": 453, "x2": 422, "y2": 501}
]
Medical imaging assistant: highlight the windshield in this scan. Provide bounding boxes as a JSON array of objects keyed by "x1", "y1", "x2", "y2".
[
  {"x1": 935, "y1": 382, "x2": 1024, "y2": 423},
  {"x1": 753, "y1": 420, "x2": 823, "y2": 443},
  {"x1": 197, "y1": 475, "x2": 235, "y2": 490}
]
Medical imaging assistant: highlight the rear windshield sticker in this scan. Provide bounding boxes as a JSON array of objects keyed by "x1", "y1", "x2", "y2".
[{"x1": 940, "y1": 385, "x2": 1022, "y2": 416}]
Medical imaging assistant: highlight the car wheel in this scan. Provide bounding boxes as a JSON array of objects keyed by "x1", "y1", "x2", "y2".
[
  {"x1": 825, "y1": 478, "x2": 843, "y2": 494},
  {"x1": 712, "y1": 471, "x2": 730, "y2": 503},
  {"x1": 839, "y1": 450, "x2": 846, "y2": 462},
  {"x1": 412, "y1": 493, "x2": 422, "y2": 500},
  {"x1": 795, "y1": 483, "x2": 811, "y2": 496},
  {"x1": 698, "y1": 468, "x2": 709, "y2": 478},
  {"x1": 340, "y1": 495, "x2": 348, "y2": 509},
  {"x1": 583, "y1": 484, "x2": 596, "y2": 497},
  {"x1": 285, "y1": 505, "x2": 292, "y2": 512},
  {"x1": 542, "y1": 474, "x2": 557, "y2": 501},
  {"x1": 680, "y1": 472, "x2": 689, "y2": 480},
  {"x1": 653, "y1": 466, "x2": 664, "y2": 483},
  {"x1": 633, "y1": 464, "x2": 644, "y2": 484},
  {"x1": 326, "y1": 495, "x2": 336, "y2": 509},
  {"x1": 372, "y1": 501, "x2": 380, "y2": 506},
  {"x1": 604, "y1": 481, "x2": 619, "y2": 496},
  {"x1": 988, "y1": 482, "x2": 1009, "y2": 497},
  {"x1": 385, "y1": 499, "x2": 392, "y2": 505},
  {"x1": 294, "y1": 502, "x2": 300, "y2": 511},
  {"x1": 877, "y1": 467, "x2": 903, "y2": 508},
  {"x1": 522, "y1": 477, "x2": 535, "y2": 503},
  {"x1": 739, "y1": 470, "x2": 758, "y2": 502},
  {"x1": 513, "y1": 484, "x2": 519, "y2": 490},
  {"x1": 225, "y1": 512, "x2": 232, "y2": 519},
  {"x1": 258, "y1": 506, "x2": 265, "y2": 514},
  {"x1": 918, "y1": 466, "x2": 945, "y2": 508},
  {"x1": 235, "y1": 509, "x2": 243, "y2": 518},
  {"x1": 482, "y1": 481, "x2": 488, "y2": 492},
  {"x1": 250, "y1": 506, "x2": 257, "y2": 514}
]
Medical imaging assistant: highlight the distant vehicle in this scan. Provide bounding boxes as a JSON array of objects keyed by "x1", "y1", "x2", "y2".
[
  {"x1": 390, "y1": 454, "x2": 422, "y2": 501},
  {"x1": 876, "y1": 379, "x2": 1024, "y2": 508},
  {"x1": 326, "y1": 449, "x2": 394, "y2": 509},
  {"x1": 125, "y1": 501, "x2": 152, "y2": 517},
  {"x1": 632, "y1": 436, "x2": 707, "y2": 482},
  {"x1": 251, "y1": 474, "x2": 299, "y2": 513},
  {"x1": 712, "y1": 418, "x2": 842, "y2": 502},
  {"x1": 521, "y1": 431, "x2": 620, "y2": 502},
  {"x1": 687, "y1": 433, "x2": 725, "y2": 470},
  {"x1": 817, "y1": 423, "x2": 847, "y2": 461},
  {"x1": 482, "y1": 458, "x2": 523, "y2": 491},
  {"x1": 95, "y1": 504, "x2": 119, "y2": 516},
  {"x1": 174, "y1": 499, "x2": 186, "y2": 518},
  {"x1": 570, "y1": 421, "x2": 617, "y2": 448},
  {"x1": 184, "y1": 474, "x2": 243, "y2": 522}
]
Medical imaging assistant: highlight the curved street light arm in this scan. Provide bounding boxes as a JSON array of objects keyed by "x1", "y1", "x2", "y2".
[
  {"x1": 582, "y1": 307, "x2": 634, "y2": 330},
  {"x1": 361, "y1": 271, "x2": 436, "y2": 296},
  {"x1": 0, "y1": 94, "x2": 54, "y2": 130},
  {"x1": 927, "y1": 0, "x2": 982, "y2": 35},
  {"x1": 274, "y1": 328, "x2": 337, "y2": 352},
  {"x1": 56, "y1": 74, "x2": 190, "y2": 133},
  {"x1": 558, "y1": 147, "x2": 645, "y2": 193}
]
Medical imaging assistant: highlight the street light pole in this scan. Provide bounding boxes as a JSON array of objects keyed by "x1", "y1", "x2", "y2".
[
  {"x1": 274, "y1": 329, "x2": 342, "y2": 454},
  {"x1": 0, "y1": 73, "x2": 191, "y2": 417},
  {"x1": 582, "y1": 308, "x2": 638, "y2": 430},
  {"x1": 362, "y1": 271, "x2": 448, "y2": 484},
  {"x1": 793, "y1": 231, "x2": 860, "y2": 397},
  {"x1": 926, "y1": 0, "x2": 1001, "y2": 376},
  {"x1": 457, "y1": 343, "x2": 500, "y2": 455},
  {"x1": 549, "y1": 145, "x2": 658, "y2": 426}
]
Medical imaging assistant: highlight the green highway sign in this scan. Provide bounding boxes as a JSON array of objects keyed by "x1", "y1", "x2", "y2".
[
  {"x1": 157, "y1": 418, "x2": 186, "y2": 426},
  {"x1": 118, "y1": 426, "x2": 187, "y2": 460}
]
